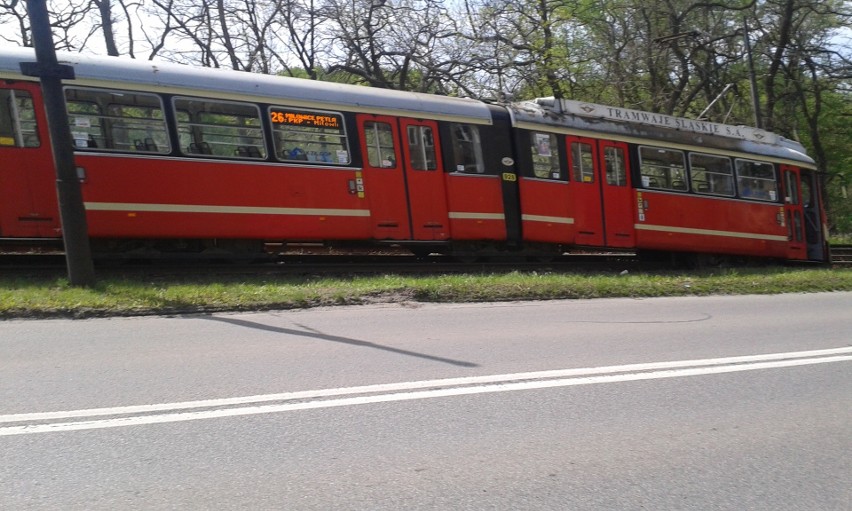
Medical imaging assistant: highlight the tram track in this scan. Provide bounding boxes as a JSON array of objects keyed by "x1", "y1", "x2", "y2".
[
  {"x1": 0, "y1": 251, "x2": 647, "y2": 279},
  {"x1": 3, "y1": 245, "x2": 848, "y2": 279},
  {"x1": 830, "y1": 245, "x2": 852, "y2": 266}
]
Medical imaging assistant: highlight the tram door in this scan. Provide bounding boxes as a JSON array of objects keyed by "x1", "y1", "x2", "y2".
[
  {"x1": 566, "y1": 136, "x2": 635, "y2": 248},
  {"x1": 782, "y1": 165, "x2": 826, "y2": 261},
  {"x1": 782, "y1": 166, "x2": 807, "y2": 259},
  {"x1": 356, "y1": 115, "x2": 449, "y2": 241},
  {"x1": 0, "y1": 82, "x2": 59, "y2": 238},
  {"x1": 800, "y1": 169, "x2": 827, "y2": 261}
]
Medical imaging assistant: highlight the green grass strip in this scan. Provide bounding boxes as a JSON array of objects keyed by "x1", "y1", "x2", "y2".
[{"x1": 1, "y1": 267, "x2": 851, "y2": 319}]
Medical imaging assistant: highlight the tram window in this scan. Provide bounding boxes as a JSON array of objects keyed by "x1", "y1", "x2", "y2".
[
  {"x1": 107, "y1": 101, "x2": 169, "y2": 153},
  {"x1": 448, "y1": 124, "x2": 485, "y2": 174},
  {"x1": 571, "y1": 142, "x2": 594, "y2": 183},
  {"x1": 530, "y1": 132, "x2": 562, "y2": 180},
  {"x1": 269, "y1": 107, "x2": 348, "y2": 164},
  {"x1": 65, "y1": 88, "x2": 169, "y2": 153},
  {"x1": 689, "y1": 153, "x2": 733, "y2": 196},
  {"x1": 175, "y1": 97, "x2": 266, "y2": 159},
  {"x1": 736, "y1": 159, "x2": 777, "y2": 201},
  {"x1": 604, "y1": 146, "x2": 626, "y2": 186},
  {"x1": 65, "y1": 97, "x2": 105, "y2": 149},
  {"x1": 784, "y1": 170, "x2": 799, "y2": 205},
  {"x1": 639, "y1": 146, "x2": 687, "y2": 191},
  {"x1": 175, "y1": 110, "x2": 192, "y2": 150},
  {"x1": 408, "y1": 125, "x2": 437, "y2": 170},
  {"x1": 0, "y1": 89, "x2": 39, "y2": 147},
  {"x1": 364, "y1": 121, "x2": 396, "y2": 168},
  {"x1": 793, "y1": 211, "x2": 804, "y2": 242},
  {"x1": 801, "y1": 175, "x2": 813, "y2": 208}
]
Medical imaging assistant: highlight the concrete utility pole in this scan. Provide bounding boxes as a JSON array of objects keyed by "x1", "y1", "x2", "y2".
[{"x1": 20, "y1": 0, "x2": 95, "y2": 286}]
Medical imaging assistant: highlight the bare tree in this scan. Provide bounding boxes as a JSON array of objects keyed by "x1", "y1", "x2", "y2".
[
  {"x1": 0, "y1": 0, "x2": 32, "y2": 46},
  {"x1": 453, "y1": 0, "x2": 596, "y2": 100},
  {"x1": 91, "y1": 0, "x2": 120, "y2": 55},
  {"x1": 144, "y1": 0, "x2": 222, "y2": 66},
  {"x1": 318, "y1": 0, "x2": 458, "y2": 90},
  {"x1": 266, "y1": 0, "x2": 324, "y2": 78},
  {"x1": 0, "y1": 0, "x2": 91, "y2": 49}
]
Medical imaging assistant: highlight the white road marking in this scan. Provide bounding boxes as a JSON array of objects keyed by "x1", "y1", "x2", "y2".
[{"x1": 2, "y1": 347, "x2": 850, "y2": 436}]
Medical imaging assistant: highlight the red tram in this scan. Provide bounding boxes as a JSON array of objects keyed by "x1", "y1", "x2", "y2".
[{"x1": 0, "y1": 47, "x2": 828, "y2": 263}]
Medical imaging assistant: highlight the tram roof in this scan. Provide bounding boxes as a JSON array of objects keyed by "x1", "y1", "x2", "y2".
[
  {"x1": 0, "y1": 47, "x2": 493, "y2": 124},
  {"x1": 510, "y1": 98, "x2": 815, "y2": 168},
  {"x1": 0, "y1": 48, "x2": 816, "y2": 167}
]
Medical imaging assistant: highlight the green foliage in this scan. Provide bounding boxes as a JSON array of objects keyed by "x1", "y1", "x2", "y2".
[{"x1": 815, "y1": 91, "x2": 852, "y2": 234}]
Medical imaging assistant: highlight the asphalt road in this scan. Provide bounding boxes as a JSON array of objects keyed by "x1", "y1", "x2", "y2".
[{"x1": 1, "y1": 293, "x2": 851, "y2": 510}]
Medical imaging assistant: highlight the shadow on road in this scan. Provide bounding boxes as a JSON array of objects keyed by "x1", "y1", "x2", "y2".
[{"x1": 199, "y1": 315, "x2": 480, "y2": 368}]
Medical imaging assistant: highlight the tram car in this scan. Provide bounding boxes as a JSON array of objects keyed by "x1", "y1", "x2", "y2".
[{"x1": 0, "y1": 47, "x2": 829, "y2": 263}]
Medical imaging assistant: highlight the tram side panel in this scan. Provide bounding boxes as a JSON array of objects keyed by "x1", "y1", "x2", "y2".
[
  {"x1": 439, "y1": 119, "x2": 510, "y2": 242},
  {"x1": 626, "y1": 142, "x2": 799, "y2": 260},
  {"x1": 65, "y1": 88, "x2": 374, "y2": 243},
  {"x1": 77, "y1": 155, "x2": 372, "y2": 241},
  {"x1": 356, "y1": 113, "x2": 412, "y2": 241},
  {"x1": 0, "y1": 51, "x2": 825, "y2": 263},
  {"x1": 0, "y1": 81, "x2": 62, "y2": 239},
  {"x1": 515, "y1": 129, "x2": 637, "y2": 251},
  {"x1": 515, "y1": 128, "x2": 576, "y2": 245},
  {"x1": 632, "y1": 190, "x2": 791, "y2": 259}
]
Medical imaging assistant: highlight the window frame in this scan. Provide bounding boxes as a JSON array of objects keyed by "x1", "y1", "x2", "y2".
[
  {"x1": 363, "y1": 121, "x2": 397, "y2": 168},
  {"x1": 735, "y1": 158, "x2": 778, "y2": 202},
  {"x1": 604, "y1": 145, "x2": 627, "y2": 186},
  {"x1": 268, "y1": 106, "x2": 349, "y2": 165},
  {"x1": 0, "y1": 89, "x2": 40, "y2": 148},
  {"x1": 688, "y1": 152, "x2": 734, "y2": 197},
  {"x1": 174, "y1": 96, "x2": 266, "y2": 159},
  {"x1": 64, "y1": 86, "x2": 170, "y2": 154},
  {"x1": 447, "y1": 123, "x2": 486, "y2": 174},
  {"x1": 638, "y1": 146, "x2": 688, "y2": 192},
  {"x1": 570, "y1": 141, "x2": 595, "y2": 183},
  {"x1": 407, "y1": 124, "x2": 437, "y2": 171},
  {"x1": 529, "y1": 131, "x2": 564, "y2": 181}
]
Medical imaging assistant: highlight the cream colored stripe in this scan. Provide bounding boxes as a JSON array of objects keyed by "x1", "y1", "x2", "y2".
[
  {"x1": 635, "y1": 223, "x2": 787, "y2": 242},
  {"x1": 522, "y1": 214, "x2": 575, "y2": 225},
  {"x1": 85, "y1": 202, "x2": 371, "y2": 217},
  {"x1": 448, "y1": 212, "x2": 505, "y2": 221}
]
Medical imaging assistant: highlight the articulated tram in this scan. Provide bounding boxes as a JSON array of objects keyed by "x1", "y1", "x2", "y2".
[{"x1": 0, "y1": 47, "x2": 828, "y2": 262}]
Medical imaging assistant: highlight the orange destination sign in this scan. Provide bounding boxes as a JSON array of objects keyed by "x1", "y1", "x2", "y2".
[{"x1": 270, "y1": 110, "x2": 340, "y2": 128}]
